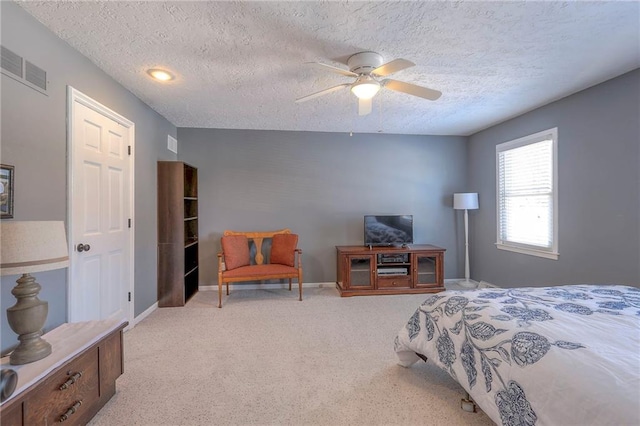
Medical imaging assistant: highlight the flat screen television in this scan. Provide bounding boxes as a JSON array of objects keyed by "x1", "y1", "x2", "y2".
[{"x1": 364, "y1": 215, "x2": 413, "y2": 247}]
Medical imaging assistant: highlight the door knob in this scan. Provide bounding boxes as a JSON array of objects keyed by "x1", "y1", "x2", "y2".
[{"x1": 76, "y1": 243, "x2": 91, "y2": 252}]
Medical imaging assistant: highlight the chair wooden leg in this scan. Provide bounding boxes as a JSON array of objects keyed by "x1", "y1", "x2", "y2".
[
  {"x1": 289, "y1": 278, "x2": 292, "y2": 291},
  {"x1": 299, "y1": 281, "x2": 303, "y2": 301},
  {"x1": 218, "y1": 281, "x2": 222, "y2": 308},
  {"x1": 226, "y1": 282, "x2": 229, "y2": 295}
]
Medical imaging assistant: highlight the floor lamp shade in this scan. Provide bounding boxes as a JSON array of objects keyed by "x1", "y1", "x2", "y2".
[
  {"x1": 453, "y1": 193, "x2": 478, "y2": 288},
  {"x1": 1, "y1": 221, "x2": 69, "y2": 365},
  {"x1": 454, "y1": 193, "x2": 479, "y2": 210}
]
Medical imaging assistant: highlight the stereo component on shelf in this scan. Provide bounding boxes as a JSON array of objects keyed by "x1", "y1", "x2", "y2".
[
  {"x1": 378, "y1": 253, "x2": 409, "y2": 263},
  {"x1": 378, "y1": 267, "x2": 408, "y2": 275}
]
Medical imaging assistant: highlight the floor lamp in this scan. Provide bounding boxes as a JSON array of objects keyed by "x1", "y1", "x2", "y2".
[
  {"x1": 1, "y1": 221, "x2": 69, "y2": 365},
  {"x1": 454, "y1": 193, "x2": 479, "y2": 288}
]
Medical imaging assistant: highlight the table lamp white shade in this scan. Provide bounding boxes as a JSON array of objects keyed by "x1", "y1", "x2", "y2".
[
  {"x1": 1, "y1": 221, "x2": 69, "y2": 276},
  {"x1": 454, "y1": 193, "x2": 479, "y2": 210},
  {"x1": 453, "y1": 193, "x2": 478, "y2": 288},
  {"x1": 0, "y1": 221, "x2": 69, "y2": 365}
]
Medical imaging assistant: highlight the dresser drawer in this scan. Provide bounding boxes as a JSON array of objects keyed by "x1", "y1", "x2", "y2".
[
  {"x1": 377, "y1": 276, "x2": 411, "y2": 288},
  {"x1": 24, "y1": 347, "x2": 100, "y2": 425}
]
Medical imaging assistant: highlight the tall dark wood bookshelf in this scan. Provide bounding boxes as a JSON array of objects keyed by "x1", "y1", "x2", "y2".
[{"x1": 157, "y1": 161, "x2": 199, "y2": 307}]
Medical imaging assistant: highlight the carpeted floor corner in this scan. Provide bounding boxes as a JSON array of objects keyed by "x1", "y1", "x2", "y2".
[{"x1": 89, "y1": 286, "x2": 495, "y2": 425}]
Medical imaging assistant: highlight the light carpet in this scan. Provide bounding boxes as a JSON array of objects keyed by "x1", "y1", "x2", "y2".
[{"x1": 89, "y1": 286, "x2": 495, "y2": 425}]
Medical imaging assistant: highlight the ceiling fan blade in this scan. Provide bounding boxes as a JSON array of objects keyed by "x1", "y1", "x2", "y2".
[
  {"x1": 306, "y1": 62, "x2": 358, "y2": 77},
  {"x1": 358, "y1": 98, "x2": 372, "y2": 116},
  {"x1": 382, "y1": 79, "x2": 442, "y2": 101},
  {"x1": 371, "y1": 59, "x2": 415, "y2": 77},
  {"x1": 295, "y1": 83, "x2": 351, "y2": 103}
]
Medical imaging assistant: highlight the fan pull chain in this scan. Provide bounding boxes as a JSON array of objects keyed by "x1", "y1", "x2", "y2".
[
  {"x1": 350, "y1": 99, "x2": 356, "y2": 136},
  {"x1": 377, "y1": 94, "x2": 384, "y2": 133}
]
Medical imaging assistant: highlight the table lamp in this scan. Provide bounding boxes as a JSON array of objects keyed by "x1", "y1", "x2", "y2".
[
  {"x1": 1, "y1": 221, "x2": 69, "y2": 365},
  {"x1": 453, "y1": 193, "x2": 479, "y2": 288}
]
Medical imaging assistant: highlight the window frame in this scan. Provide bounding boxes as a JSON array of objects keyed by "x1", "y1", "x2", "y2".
[{"x1": 495, "y1": 127, "x2": 559, "y2": 260}]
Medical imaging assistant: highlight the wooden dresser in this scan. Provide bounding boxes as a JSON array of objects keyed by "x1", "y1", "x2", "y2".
[{"x1": 0, "y1": 319, "x2": 127, "y2": 425}]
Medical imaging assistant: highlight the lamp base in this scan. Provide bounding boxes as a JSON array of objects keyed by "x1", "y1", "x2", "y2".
[
  {"x1": 6, "y1": 273, "x2": 51, "y2": 365},
  {"x1": 10, "y1": 331, "x2": 51, "y2": 365},
  {"x1": 457, "y1": 279, "x2": 478, "y2": 289}
]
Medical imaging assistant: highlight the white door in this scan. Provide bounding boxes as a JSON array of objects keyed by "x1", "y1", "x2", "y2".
[{"x1": 68, "y1": 87, "x2": 134, "y2": 325}]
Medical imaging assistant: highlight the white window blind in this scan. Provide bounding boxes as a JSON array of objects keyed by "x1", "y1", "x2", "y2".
[{"x1": 496, "y1": 128, "x2": 558, "y2": 259}]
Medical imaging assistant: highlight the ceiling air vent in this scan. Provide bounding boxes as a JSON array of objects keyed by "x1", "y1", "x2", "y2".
[{"x1": 0, "y1": 45, "x2": 48, "y2": 95}]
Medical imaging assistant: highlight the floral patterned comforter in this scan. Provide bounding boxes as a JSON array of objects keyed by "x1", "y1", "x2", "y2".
[{"x1": 394, "y1": 285, "x2": 640, "y2": 426}]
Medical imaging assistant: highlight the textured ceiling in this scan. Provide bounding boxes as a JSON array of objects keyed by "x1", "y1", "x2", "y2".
[{"x1": 17, "y1": 1, "x2": 640, "y2": 136}]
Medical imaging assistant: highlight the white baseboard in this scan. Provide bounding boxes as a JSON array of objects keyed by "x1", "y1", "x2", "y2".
[
  {"x1": 444, "y1": 279, "x2": 499, "y2": 288},
  {"x1": 445, "y1": 278, "x2": 470, "y2": 285},
  {"x1": 199, "y1": 282, "x2": 336, "y2": 291},
  {"x1": 201, "y1": 280, "x2": 499, "y2": 291},
  {"x1": 132, "y1": 301, "x2": 158, "y2": 327},
  {"x1": 200, "y1": 281, "x2": 500, "y2": 291}
]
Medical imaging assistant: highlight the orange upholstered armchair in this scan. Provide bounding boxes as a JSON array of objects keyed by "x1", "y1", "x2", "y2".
[{"x1": 217, "y1": 229, "x2": 303, "y2": 308}]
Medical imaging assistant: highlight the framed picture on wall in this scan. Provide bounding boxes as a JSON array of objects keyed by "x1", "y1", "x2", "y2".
[{"x1": 1, "y1": 164, "x2": 15, "y2": 219}]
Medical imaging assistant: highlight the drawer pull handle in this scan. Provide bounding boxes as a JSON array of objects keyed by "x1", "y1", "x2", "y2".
[
  {"x1": 59, "y1": 372, "x2": 82, "y2": 390},
  {"x1": 59, "y1": 400, "x2": 82, "y2": 422}
]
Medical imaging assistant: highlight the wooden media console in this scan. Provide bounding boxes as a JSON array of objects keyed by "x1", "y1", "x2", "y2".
[{"x1": 336, "y1": 245, "x2": 445, "y2": 296}]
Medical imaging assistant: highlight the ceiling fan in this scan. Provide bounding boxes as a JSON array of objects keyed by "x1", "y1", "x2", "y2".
[{"x1": 296, "y1": 51, "x2": 442, "y2": 116}]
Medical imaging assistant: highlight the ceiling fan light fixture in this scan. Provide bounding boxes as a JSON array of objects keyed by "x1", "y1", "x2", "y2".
[
  {"x1": 300, "y1": 52, "x2": 441, "y2": 113},
  {"x1": 351, "y1": 76, "x2": 380, "y2": 100},
  {"x1": 147, "y1": 68, "x2": 175, "y2": 82}
]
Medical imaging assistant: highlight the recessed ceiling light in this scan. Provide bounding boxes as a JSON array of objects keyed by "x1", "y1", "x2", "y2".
[{"x1": 147, "y1": 68, "x2": 174, "y2": 82}]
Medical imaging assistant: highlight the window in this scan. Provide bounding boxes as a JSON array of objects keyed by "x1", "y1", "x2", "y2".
[{"x1": 496, "y1": 128, "x2": 558, "y2": 260}]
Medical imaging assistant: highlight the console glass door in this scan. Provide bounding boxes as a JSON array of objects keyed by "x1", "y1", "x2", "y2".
[
  {"x1": 347, "y1": 255, "x2": 374, "y2": 289},
  {"x1": 414, "y1": 254, "x2": 438, "y2": 287}
]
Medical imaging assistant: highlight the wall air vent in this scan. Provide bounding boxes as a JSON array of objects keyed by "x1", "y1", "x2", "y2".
[
  {"x1": 0, "y1": 45, "x2": 48, "y2": 95},
  {"x1": 1, "y1": 46, "x2": 23, "y2": 77},
  {"x1": 25, "y1": 61, "x2": 47, "y2": 91},
  {"x1": 168, "y1": 135, "x2": 178, "y2": 154}
]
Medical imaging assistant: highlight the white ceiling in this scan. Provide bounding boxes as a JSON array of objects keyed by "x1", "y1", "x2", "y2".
[{"x1": 18, "y1": 1, "x2": 640, "y2": 136}]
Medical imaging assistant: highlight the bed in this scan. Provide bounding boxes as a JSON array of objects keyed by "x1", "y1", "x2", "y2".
[{"x1": 394, "y1": 285, "x2": 640, "y2": 425}]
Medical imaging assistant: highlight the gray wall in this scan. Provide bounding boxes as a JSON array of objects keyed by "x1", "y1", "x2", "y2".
[
  {"x1": 1, "y1": 2, "x2": 177, "y2": 353},
  {"x1": 468, "y1": 69, "x2": 640, "y2": 288},
  {"x1": 177, "y1": 129, "x2": 469, "y2": 285}
]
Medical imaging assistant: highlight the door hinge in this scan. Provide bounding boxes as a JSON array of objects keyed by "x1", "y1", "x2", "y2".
[
  {"x1": 128, "y1": 292, "x2": 131, "y2": 302},
  {"x1": 128, "y1": 218, "x2": 132, "y2": 228},
  {"x1": 128, "y1": 145, "x2": 131, "y2": 155}
]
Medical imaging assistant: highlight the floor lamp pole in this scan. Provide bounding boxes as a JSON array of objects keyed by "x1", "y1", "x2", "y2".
[
  {"x1": 459, "y1": 208, "x2": 475, "y2": 288},
  {"x1": 453, "y1": 192, "x2": 478, "y2": 288},
  {"x1": 464, "y1": 209, "x2": 470, "y2": 280}
]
